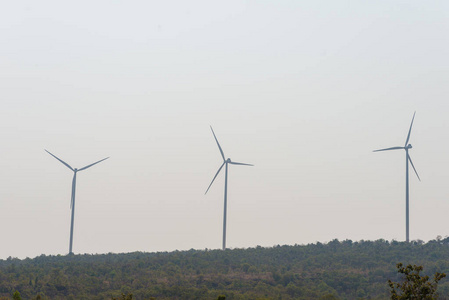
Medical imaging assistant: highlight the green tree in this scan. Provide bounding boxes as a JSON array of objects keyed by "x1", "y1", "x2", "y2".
[
  {"x1": 12, "y1": 291, "x2": 22, "y2": 300},
  {"x1": 388, "y1": 263, "x2": 446, "y2": 299},
  {"x1": 319, "y1": 295, "x2": 339, "y2": 300},
  {"x1": 111, "y1": 293, "x2": 133, "y2": 300}
]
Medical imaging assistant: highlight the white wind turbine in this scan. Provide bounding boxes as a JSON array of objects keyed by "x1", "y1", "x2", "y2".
[
  {"x1": 205, "y1": 126, "x2": 253, "y2": 250},
  {"x1": 45, "y1": 150, "x2": 109, "y2": 254},
  {"x1": 373, "y1": 112, "x2": 420, "y2": 242}
]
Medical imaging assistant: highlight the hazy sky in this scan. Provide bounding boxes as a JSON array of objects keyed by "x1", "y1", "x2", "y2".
[{"x1": 1, "y1": 1, "x2": 449, "y2": 259}]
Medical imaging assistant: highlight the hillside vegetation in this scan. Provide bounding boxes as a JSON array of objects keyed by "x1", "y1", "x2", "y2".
[{"x1": 1, "y1": 239, "x2": 449, "y2": 299}]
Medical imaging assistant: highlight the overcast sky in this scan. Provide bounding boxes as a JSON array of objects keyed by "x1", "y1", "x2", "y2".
[{"x1": 1, "y1": 1, "x2": 449, "y2": 259}]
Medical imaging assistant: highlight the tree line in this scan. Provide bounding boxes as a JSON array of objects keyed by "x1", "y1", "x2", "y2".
[{"x1": 1, "y1": 238, "x2": 449, "y2": 299}]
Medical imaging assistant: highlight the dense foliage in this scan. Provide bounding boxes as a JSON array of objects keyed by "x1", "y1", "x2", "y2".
[
  {"x1": 388, "y1": 263, "x2": 446, "y2": 299},
  {"x1": 1, "y1": 239, "x2": 449, "y2": 299}
]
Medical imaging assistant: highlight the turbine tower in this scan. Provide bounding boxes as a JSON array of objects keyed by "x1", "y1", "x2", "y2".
[
  {"x1": 373, "y1": 112, "x2": 420, "y2": 242},
  {"x1": 205, "y1": 126, "x2": 253, "y2": 250},
  {"x1": 45, "y1": 150, "x2": 109, "y2": 254}
]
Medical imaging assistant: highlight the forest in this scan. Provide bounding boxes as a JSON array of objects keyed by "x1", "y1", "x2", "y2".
[{"x1": 1, "y1": 238, "x2": 449, "y2": 299}]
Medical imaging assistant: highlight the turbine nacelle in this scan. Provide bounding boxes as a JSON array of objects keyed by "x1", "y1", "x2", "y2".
[
  {"x1": 226, "y1": 158, "x2": 231, "y2": 163},
  {"x1": 406, "y1": 144, "x2": 412, "y2": 149}
]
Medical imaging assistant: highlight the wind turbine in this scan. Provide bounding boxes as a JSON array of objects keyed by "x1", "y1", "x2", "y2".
[
  {"x1": 205, "y1": 126, "x2": 253, "y2": 250},
  {"x1": 373, "y1": 112, "x2": 420, "y2": 243},
  {"x1": 45, "y1": 150, "x2": 109, "y2": 254}
]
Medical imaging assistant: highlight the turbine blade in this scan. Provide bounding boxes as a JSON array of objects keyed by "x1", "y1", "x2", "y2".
[
  {"x1": 78, "y1": 157, "x2": 109, "y2": 171},
  {"x1": 45, "y1": 150, "x2": 74, "y2": 171},
  {"x1": 373, "y1": 146, "x2": 404, "y2": 152},
  {"x1": 408, "y1": 154, "x2": 421, "y2": 181},
  {"x1": 405, "y1": 111, "x2": 416, "y2": 147},
  {"x1": 70, "y1": 173, "x2": 76, "y2": 209},
  {"x1": 205, "y1": 162, "x2": 225, "y2": 194},
  {"x1": 210, "y1": 126, "x2": 225, "y2": 161},
  {"x1": 229, "y1": 161, "x2": 254, "y2": 166}
]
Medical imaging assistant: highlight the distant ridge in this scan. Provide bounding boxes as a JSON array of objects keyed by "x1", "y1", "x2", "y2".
[{"x1": 1, "y1": 239, "x2": 449, "y2": 299}]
